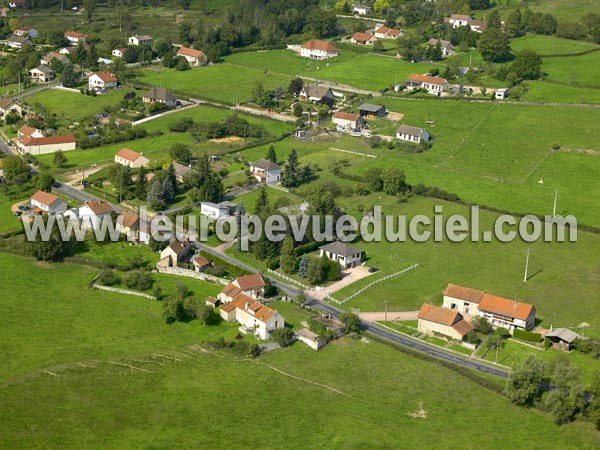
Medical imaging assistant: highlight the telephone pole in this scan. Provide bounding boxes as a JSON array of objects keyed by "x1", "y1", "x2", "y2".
[
  {"x1": 523, "y1": 248, "x2": 530, "y2": 282},
  {"x1": 552, "y1": 191, "x2": 558, "y2": 217}
]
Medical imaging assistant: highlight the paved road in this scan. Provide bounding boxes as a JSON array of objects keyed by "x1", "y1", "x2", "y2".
[
  {"x1": 53, "y1": 182, "x2": 123, "y2": 213},
  {"x1": 195, "y1": 242, "x2": 509, "y2": 379}
]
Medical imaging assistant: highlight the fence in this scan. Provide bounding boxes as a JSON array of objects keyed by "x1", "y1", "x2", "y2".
[
  {"x1": 92, "y1": 284, "x2": 156, "y2": 299},
  {"x1": 157, "y1": 266, "x2": 230, "y2": 285},
  {"x1": 266, "y1": 269, "x2": 311, "y2": 291},
  {"x1": 323, "y1": 264, "x2": 419, "y2": 305}
]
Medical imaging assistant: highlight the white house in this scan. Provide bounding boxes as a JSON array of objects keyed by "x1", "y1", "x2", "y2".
[
  {"x1": 142, "y1": 87, "x2": 177, "y2": 107},
  {"x1": 0, "y1": 98, "x2": 22, "y2": 120},
  {"x1": 405, "y1": 73, "x2": 449, "y2": 95},
  {"x1": 200, "y1": 201, "x2": 237, "y2": 219},
  {"x1": 249, "y1": 159, "x2": 281, "y2": 184},
  {"x1": 128, "y1": 35, "x2": 153, "y2": 46},
  {"x1": 350, "y1": 32, "x2": 376, "y2": 45},
  {"x1": 30, "y1": 190, "x2": 67, "y2": 215},
  {"x1": 88, "y1": 72, "x2": 118, "y2": 90},
  {"x1": 446, "y1": 14, "x2": 472, "y2": 28},
  {"x1": 477, "y1": 294, "x2": 536, "y2": 331},
  {"x1": 319, "y1": 241, "x2": 363, "y2": 269},
  {"x1": 427, "y1": 38, "x2": 454, "y2": 57},
  {"x1": 217, "y1": 274, "x2": 266, "y2": 303},
  {"x1": 59, "y1": 46, "x2": 78, "y2": 56},
  {"x1": 219, "y1": 293, "x2": 284, "y2": 340},
  {"x1": 332, "y1": 111, "x2": 365, "y2": 131},
  {"x1": 28, "y1": 66, "x2": 55, "y2": 83},
  {"x1": 65, "y1": 200, "x2": 115, "y2": 230},
  {"x1": 14, "y1": 27, "x2": 39, "y2": 38},
  {"x1": 6, "y1": 34, "x2": 31, "y2": 50},
  {"x1": 352, "y1": 4, "x2": 372, "y2": 15},
  {"x1": 64, "y1": 31, "x2": 88, "y2": 44},
  {"x1": 374, "y1": 26, "x2": 402, "y2": 39},
  {"x1": 300, "y1": 39, "x2": 338, "y2": 59},
  {"x1": 176, "y1": 47, "x2": 207, "y2": 67},
  {"x1": 396, "y1": 125, "x2": 430, "y2": 143},
  {"x1": 296, "y1": 328, "x2": 327, "y2": 351},
  {"x1": 299, "y1": 85, "x2": 334, "y2": 103},
  {"x1": 115, "y1": 147, "x2": 149, "y2": 168},
  {"x1": 112, "y1": 48, "x2": 126, "y2": 58},
  {"x1": 17, "y1": 125, "x2": 76, "y2": 155},
  {"x1": 417, "y1": 303, "x2": 473, "y2": 341}
]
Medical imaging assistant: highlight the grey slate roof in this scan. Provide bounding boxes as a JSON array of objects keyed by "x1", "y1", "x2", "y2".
[
  {"x1": 396, "y1": 125, "x2": 425, "y2": 136},
  {"x1": 320, "y1": 241, "x2": 362, "y2": 257},
  {"x1": 172, "y1": 161, "x2": 192, "y2": 178},
  {"x1": 143, "y1": 87, "x2": 176, "y2": 102},
  {"x1": 359, "y1": 103, "x2": 385, "y2": 113},
  {"x1": 546, "y1": 328, "x2": 579, "y2": 343},
  {"x1": 302, "y1": 85, "x2": 332, "y2": 99},
  {"x1": 251, "y1": 159, "x2": 281, "y2": 171}
]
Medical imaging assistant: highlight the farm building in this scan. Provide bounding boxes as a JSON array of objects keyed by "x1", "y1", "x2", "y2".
[
  {"x1": 546, "y1": 328, "x2": 579, "y2": 351},
  {"x1": 6, "y1": 35, "x2": 31, "y2": 50},
  {"x1": 158, "y1": 239, "x2": 193, "y2": 268},
  {"x1": 443, "y1": 283, "x2": 485, "y2": 316},
  {"x1": 219, "y1": 293, "x2": 284, "y2": 340},
  {"x1": 172, "y1": 161, "x2": 192, "y2": 183},
  {"x1": 359, "y1": 103, "x2": 387, "y2": 118},
  {"x1": 218, "y1": 274, "x2": 266, "y2": 303},
  {"x1": 395, "y1": 125, "x2": 430, "y2": 143},
  {"x1": 192, "y1": 255, "x2": 211, "y2": 272},
  {"x1": 374, "y1": 26, "x2": 402, "y2": 39},
  {"x1": 495, "y1": 88, "x2": 508, "y2": 100},
  {"x1": 417, "y1": 303, "x2": 473, "y2": 341},
  {"x1": 352, "y1": 4, "x2": 372, "y2": 15},
  {"x1": 200, "y1": 201, "x2": 237, "y2": 219},
  {"x1": 319, "y1": 241, "x2": 363, "y2": 269},
  {"x1": 300, "y1": 40, "x2": 338, "y2": 59},
  {"x1": 296, "y1": 328, "x2": 328, "y2": 351},
  {"x1": 128, "y1": 35, "x2": 153, "y2": 46}
]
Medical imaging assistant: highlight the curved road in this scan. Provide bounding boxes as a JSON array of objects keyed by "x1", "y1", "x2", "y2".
[{"x1": 196, "y1": 242, "x2": 509, "y2": 379}]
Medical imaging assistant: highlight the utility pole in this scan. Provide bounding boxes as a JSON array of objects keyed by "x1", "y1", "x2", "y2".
[
  {"x1": 552, "y1": 191, "x2": 558, "y2": 217},
  {"x1": 384, "y1": 301, "x2": 388, "y2": 324},
  {"x1": 523, "y1": 247, "x2": 530, "y2": 282}
]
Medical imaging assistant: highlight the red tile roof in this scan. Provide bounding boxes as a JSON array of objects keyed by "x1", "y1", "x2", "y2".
[
  {"x1": 84, "y1": 199, "x2": 115, "y2": 215},
  {"x1": 20, "y1": 134, "x2": 76, "y2": 147},
  {"x1": 407, "y1": 73, "x2": 447, "y2": 86},
  {"x1": 333, "y1": 111, "x2": 360, "y2": 121},
  {"x1": 418, "y1": 303, "x2": 461, "y2": 326},
  {"x1": 478, "y1": 294, "x2": 534, "y2": 321},
  {"x1": 65, "y1": 31, "x2": 88, "y2": 39},
  {"x1": 220, "y1": 283, "x2": 242, "y2": 299},
  {"x1": 177, "y1": 47, "x2": 204, "y2": 58},
  {"x1": 301, "y1": 39, "x2": 337, "y2": 52},
  {"x1": 31, "y1": 190, "x2": 61, "y2": 207},
  {"x1": 234, "y1": 273, "x2": 265, "y2": 291},
  {"x1": 226, "y1": 294, "x2": 276, "y2": 323},
  {"x1": 351, "y1": 32, "x2": 374, "y2": 42},
  {"x1": 92, "y1": 71, "x2": 117, "y2": 82},
  {"x1": 192, "y1": 255, "x2": 210, "y2": 268},
  {"x1": 444, "y1": 284, "x2": 485, "y2": 304},
  {"x1": 115, "y1": 147, "x2": 142, "y2": 162},
  {"x1": 18, "y1": 125, "x2": 36, "y2": 137},
  {"x1": 119, "y1": 211, "x2": 139, "y2": 228}
]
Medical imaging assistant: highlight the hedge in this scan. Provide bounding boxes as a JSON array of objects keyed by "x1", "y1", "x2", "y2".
[
  {"x1": 199, "y1": 250, "x2": 251, "y2": 277},
  {"x1": 513, "y1": 328, "x2": 542, "y2": 342}
]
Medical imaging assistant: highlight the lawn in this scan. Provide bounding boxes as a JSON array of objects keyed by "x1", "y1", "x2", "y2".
[
  {"x1": 138, "y1": 64, "x2": 294, "y2": 104},
  {"x1": 0, "y1": 190, "x2": 33, "y2": 234},
  {"x1": 510, "y1": 35, "x2": 599, "y2": 56},
  {"x1": 71, "y1": 240, "x2": 160, "y2": 268},
  {"x1": 2, "y1": 254, "x2": 600, "y2": 448},
  {"x1": 22, "y1": 89, "x2": 125, "y2": 122}
]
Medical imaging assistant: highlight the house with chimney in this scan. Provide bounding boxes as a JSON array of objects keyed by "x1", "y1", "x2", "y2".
[
  {"x1": 405, "y1": 73, "x2": 449, "y2": 95},
  {"x1": 64, "y1": 200, "x2": 116, "y2": 229},
  {"x1": 88, "y1": 72, "x2": 118, "y2": 90},
  {"x1": 395, "y1": 125, "x2": 430, "y2": 143},
  {"x1": 176, "y1": 47, "x2": 207, "y2": 67},
  {"x1": 319, "y1": 241, "x2": 363, "y2": 269},
  {"x1": 115, "y1": 148, "x2": 149, "y2": 168}
]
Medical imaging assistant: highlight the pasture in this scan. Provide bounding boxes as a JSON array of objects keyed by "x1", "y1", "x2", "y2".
[
  {"x1": 331, "y1": 195, "x2": 600, "y2": 333},
  {"x1": 542, "y1": 51, "x2": 600, "y2": 86},
  {"x1": 528, "y1": 0, "x2": 600, "y2": 23},
  {"x1": 1, "y1": 254, "x2": 599, "y2": 447},
  {"x1": 138, "y1": 64, "x2": 293, "y2": 104},
  {"x1": 510, "y1": 35, "x2": 599, "y2": 56}
]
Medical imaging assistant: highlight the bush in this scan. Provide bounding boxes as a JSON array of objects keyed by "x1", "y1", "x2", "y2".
[
  {"x1": 125, "y1": 271, "x2": 153, "y2": 291},
  {"x1": 270, "y1": 328, "x2": 296, "y2": 347},
  {"x1": 97, "y1": 270, "x2": 119, "y2": 286},
  {"x1": 513, "y1": 328, "x2": 542, "y2": 342}
]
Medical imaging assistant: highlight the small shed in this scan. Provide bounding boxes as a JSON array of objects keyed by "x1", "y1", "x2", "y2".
[
  {"x1": 546, "y1": 328, "x2": 579, "y2": 351},
  {"x1": 495, "y1": 88, "x2": 508, "y2": 100}
]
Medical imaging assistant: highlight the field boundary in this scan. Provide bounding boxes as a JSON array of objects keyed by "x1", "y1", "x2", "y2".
[{"x1": 92, "y1": 283, "x2": 156, "y2": 299}]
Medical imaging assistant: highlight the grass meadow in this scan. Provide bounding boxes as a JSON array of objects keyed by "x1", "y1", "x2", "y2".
[
  {"x1": 510, "y1": 35, "x2": 599, "y2": 55},
  {"x1": 1, "y1": 254, "x2": 599, "y2": 447}
]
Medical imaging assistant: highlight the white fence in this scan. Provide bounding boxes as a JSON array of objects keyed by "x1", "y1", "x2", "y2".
[
  {"x1": 158, "y1": 266, "x2": 230, "y2": 285},
  {"x1": 324, "y1": 264, "x2": 419, "y2": 305},
  {"x1": 267, "y1": 268, "x2": 311, "y2": 290}
]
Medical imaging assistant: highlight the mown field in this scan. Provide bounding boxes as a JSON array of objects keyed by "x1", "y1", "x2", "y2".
[
  {"x1": 528, "y1": 0, "x2": 600, "y2": 23},
  {"x1": 510, "y1": 35, "x2": 599, "y2": 56},
  {"x1": 1, "y1": 253, "x2": 599, "y2": 448},
  {"x1": 23, "y1": 89, "x2": 126, "y2": 122},
  {"x1": 138, "y1": 64, "x2": 294, "y2": 104},
  {"x1": 542, "y1": 51, "x2": 600, "y2": 86}
]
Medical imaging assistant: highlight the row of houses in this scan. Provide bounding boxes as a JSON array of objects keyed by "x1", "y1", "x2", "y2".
[{"x1": 416, "y1": 283, "x2": 537, "y2": 342}]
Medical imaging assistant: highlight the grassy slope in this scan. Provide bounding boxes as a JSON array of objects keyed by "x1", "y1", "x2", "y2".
[
  {"x1": 510, "y1": 35, "x2": 599, "y2": 55},
  {"x1": 542, "y1": 51, "x2": 600, "y2": 86},
  {"x1": 22, "y1": 89, "x2": 125, "y2": 121},
  {"x1": 528, "y1": 0, "x2": 600, "y2": 23},
  {"x1": 0, "y1": 253, "x2": 599, "y2": 447}
]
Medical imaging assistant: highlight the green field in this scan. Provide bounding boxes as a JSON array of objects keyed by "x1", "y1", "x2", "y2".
[
  {"x1": 542, "y1": 51, "x2": 600, "y2": 86},
  {"x1": 138, "y1": 64, "x2": 294, "y2": 104},
  {"x1": 23, "y1": 89, "x2": 125, "y2": 122},
  {"x1": 510, "y1": 35, "x2": 599, "y2": 56},
  {"x1": 524, "y1": 80, "x2": 600, "y2": 103},
  {"x1": 2, "y1": 254, "x2": 600, "y2": 447},
  {"x1": 528, "y1": 0, "x2": 600, "y2": 23},
  {"x1": 227, "y1": 49, "x2": 442, "y2": 92}
]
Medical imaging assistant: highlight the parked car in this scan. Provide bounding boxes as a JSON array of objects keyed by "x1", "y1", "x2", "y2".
[
  {"x1": 13, "y1": 211, "x2": 22, "y2": 217},
  {"x1": 18, "y1": 205, "x2": 28, "y2": 212},
  {"x1": 368, "y1": 267, "x2": 378, "y2": 273}
]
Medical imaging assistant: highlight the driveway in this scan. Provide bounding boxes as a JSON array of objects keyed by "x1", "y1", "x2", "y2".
[{"x1": 310, "y1": 265, "x2": 373, "y2": 300}]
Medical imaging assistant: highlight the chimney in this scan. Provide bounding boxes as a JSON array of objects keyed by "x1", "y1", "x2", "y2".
[{"x1": 244, "y1": 301, "x2": 249, "y2": 311}]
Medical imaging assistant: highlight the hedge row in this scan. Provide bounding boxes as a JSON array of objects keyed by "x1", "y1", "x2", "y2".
[
  {"x1": 199, "y1": 250, "x2": 251, "y2": 277},
  {"x1": 513, "y1": 328, "x2": 542, "y2": 342}
]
